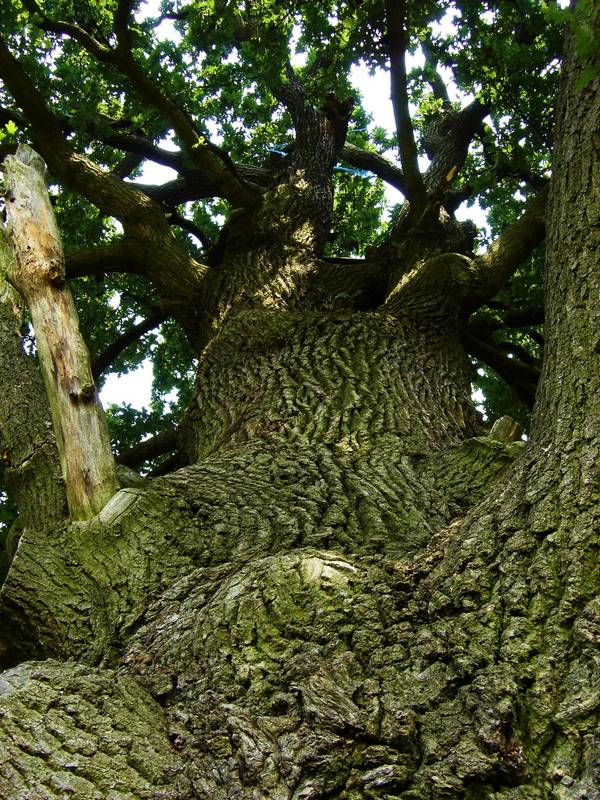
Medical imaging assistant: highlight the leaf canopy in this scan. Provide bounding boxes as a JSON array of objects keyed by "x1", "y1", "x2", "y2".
[{"x1": 0, "y1": 0, "x2": 572, "y2": 549}]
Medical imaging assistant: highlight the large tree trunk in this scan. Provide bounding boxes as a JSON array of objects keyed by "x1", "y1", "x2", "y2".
[{"x1": 0, "y1": 22, "x2": 598, "y2": 800}]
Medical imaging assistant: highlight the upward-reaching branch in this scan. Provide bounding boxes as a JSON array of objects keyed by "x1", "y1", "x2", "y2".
[
  {"x1": 422, "y1": 41, "x2": 451, "y2": 104},
  {"x1": 384, "y1": 0, "x2": 426, "y2": 209},
  {"x1": 110, "y1": 1, "x2": 259, "y2": 208},
  {"x1": 17, "y1": 0, "x2": 260, "y2": 209},
  {"x1": 3, "y1": 146, "x2": 119, "y2": 520},
  {"x1": 271, "y1": 66, "x2": 354, "y2": 252},
  {"x1": 422, "y1": 100, "x2": 490, "y2": 196},
  {"x1": 340, "y1": 143, "x2": 407, "y2": 195},
  {"x1": 0, "y1": 35, "x2": 207, "y2": 311},
  {"x1": 465, "y1": 187, "x2": 548, "y2": 310}
]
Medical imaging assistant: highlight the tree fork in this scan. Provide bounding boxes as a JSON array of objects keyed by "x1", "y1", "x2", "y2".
[{"x1": 3, "y1": 145, "x2": 118, "y2": 520}]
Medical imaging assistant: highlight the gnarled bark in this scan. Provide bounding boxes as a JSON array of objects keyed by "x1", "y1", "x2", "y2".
[{"x1": 0, "y1": 13, "x2": 598, "y2": 800}]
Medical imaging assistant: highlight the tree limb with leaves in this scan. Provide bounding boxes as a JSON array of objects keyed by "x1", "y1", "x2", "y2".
[{"x1": 0, "y1": 1, "x2": 598, "y2": 797}]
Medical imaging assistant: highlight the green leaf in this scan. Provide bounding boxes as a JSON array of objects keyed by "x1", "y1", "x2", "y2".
[{"x1": 576, "y1": 64, "x2": 599, "y2": 90}]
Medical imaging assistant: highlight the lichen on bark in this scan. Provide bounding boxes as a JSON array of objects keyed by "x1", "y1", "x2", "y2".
[{"x1": 0, "y1": 12, "x2": 598, "y2": 800}]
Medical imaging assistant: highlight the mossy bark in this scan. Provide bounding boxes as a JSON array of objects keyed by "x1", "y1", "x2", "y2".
[{"x1": 0, "y1": 26, "x2": 598, "y2": 800}]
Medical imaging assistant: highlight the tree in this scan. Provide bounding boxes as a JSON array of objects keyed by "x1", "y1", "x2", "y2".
[{"x1": 0, "y1": 0, "x2": 598, "y2": 796}]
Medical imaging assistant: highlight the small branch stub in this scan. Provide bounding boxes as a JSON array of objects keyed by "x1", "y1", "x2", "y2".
[{"x1": 3, "y1": 144, "x2": 119, "y2": 520}]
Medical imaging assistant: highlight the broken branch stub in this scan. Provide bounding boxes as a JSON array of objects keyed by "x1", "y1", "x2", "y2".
[{"x1": 3, "y1": 144, "x2": 118, "y2": 520}]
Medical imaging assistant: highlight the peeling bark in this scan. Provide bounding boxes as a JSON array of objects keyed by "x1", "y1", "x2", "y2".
[
  {"x1": 3, "y1": 145, "x2": 117, "y2": 520},
  {"x1": 0, "y1": 230, "x2": 67, "y2": 539}
]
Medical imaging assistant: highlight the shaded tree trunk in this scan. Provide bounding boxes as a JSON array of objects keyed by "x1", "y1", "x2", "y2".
[{"x1": 0, "y1": 23, "x2": 598, "y2": 800}]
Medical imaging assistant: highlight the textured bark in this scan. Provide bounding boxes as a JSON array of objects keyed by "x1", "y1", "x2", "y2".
[
  {"x1": 0, "y1": 19, "x2": 598, "y2": 800},
  {"x1": 0, "y1": 660, "x2": 190, "y2": 798}
]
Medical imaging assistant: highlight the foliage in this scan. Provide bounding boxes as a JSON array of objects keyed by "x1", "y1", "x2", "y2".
[{"x1": 0, "y1": 0, "x2": 577, "y2": 549}]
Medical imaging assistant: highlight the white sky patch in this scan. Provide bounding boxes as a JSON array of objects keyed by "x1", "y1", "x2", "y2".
[
  {"x1": 135, "y1": 0, "x2": 181, "y2": 43},
  {"x1": 108, "y1": 292, "x2": 121, "y2": 310},
  {"x1": 101, "y1": 358, "x2": 153, "y2": 409},
  {"x1": 136, "y1": 162, "x2": 178, "y2": 184},
  {"x1": 350, "y1": 64, "x2": 396, "y2": 135},
  {"x1": 159, "y1": 135, "x2": 179, "y2": 152},
  {"x1": 155, "y1": 18, "x2": 182, "y2": 43},
  {"x1": 135, "y1": 0, "x2": 160, "y2": 19},
  {"x1": 471, "y1": 387, "x2": 487, "y2": 420},
  {"x1": 206, "y1": 118, "x2": 224, "y2": 145},
  {"x1": 290, "y1": 25, "x2": 308, "y2": 68}
]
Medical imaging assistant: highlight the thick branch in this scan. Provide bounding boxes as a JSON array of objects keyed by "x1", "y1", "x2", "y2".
[
  {"x1": 113, "y1": 0, "x2": 135, "y2": 51},
  {"x1": 423, "y1": 100, "x2": 490, "y2": 196},
  {"x1": 97, "y1": 131, "x2": 184, "y2": 172},
  {"x1": 378, "y1": 99, "x2": 489, "y2": 272},
  {"x1": 276, "y1": 68, "x2": 351, "y2": 171},
  {"x1": 274, "y1": 64, "x2": 309, "y2": 127},
  {"x1": 65, "y1": 242, "x2": 138, "y2": 279},
  {"x1": 466, "y1": 187, "x2": 548, "y2": 309},
  {"x1": 270, "y1": 72, "x2": 352, "y2": 252},
  {"x1": 92, "y1": 310, "x2": 166, "y2": 379},
  {"x1": 117, "y1": 429, "x2": 178, "y2": 469},
  {"x1": 340, "y1": 143, "x2": 407, "y2": 194},
  {"x1": 384, "y1": 0, "x2": 426, "y2": 207},
  {"x1": 136, "y1": 176, "x2": 217, "y2": 205},
  {"x1": 78, "y1": 110, "x2": 274, "y2": 205},
  {"x1": 166, "y1": 212, "x2": 211, "y2": 249},
  {"x1": 464, "y1": 332, "x2": 540, "y2": 408},
  {"x1": 422, "y1": 41, "x2": 450, "y2": 104},
  {"x1": 137, "y1": 163, "x2": 272, "y2": 205},
  {"x1": 0, "y1": 37, "x2": 207, "y2": 308}
]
